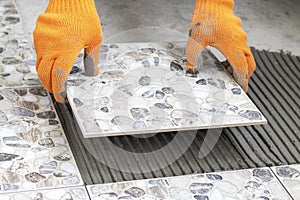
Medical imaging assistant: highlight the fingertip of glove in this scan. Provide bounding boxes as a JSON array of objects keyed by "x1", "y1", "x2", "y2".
[
  {"x1": 245, "y1": 53, "x2": 256, "y2": 77},
  {"x1": 52, "y1": 79, "x2": 68, "y2": 103},
  {"x1": 83, "y1": 50, "x2": 100, "y2": 76},
  {"x1": 54, "y1": 91, "x2": 68, "y2": 104}
]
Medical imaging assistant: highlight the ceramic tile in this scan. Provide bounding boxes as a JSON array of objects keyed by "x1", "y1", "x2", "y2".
[
  {"x1": 87, "y1": 167, "x2": 291, "y2": 200},
  {"x1": 0, "y1": 186, "x2": 90, "y2": 200},
  {"x1": 67, "y1": 42, "x2": 267, "y2": 138},
  {"x1": 0, "y1": 0, "x2": 40, "y2": 88},
  {"x1": 271, "y1": 164, "x2": 300, "y2": 199},
  {"x1": 0, "y1": 87, "x2": 83, "y2": 193}
]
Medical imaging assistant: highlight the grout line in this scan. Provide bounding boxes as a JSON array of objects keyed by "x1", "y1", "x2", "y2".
[
  {"x1": 84, "y1": 185, "x2": 92, "y2": 200},
  {"x1": 269, "y1": 166, "x2": 295, "y2": 200},
  {"x1": 0, "y1": 184, "x2": 88, "y2": 196}
]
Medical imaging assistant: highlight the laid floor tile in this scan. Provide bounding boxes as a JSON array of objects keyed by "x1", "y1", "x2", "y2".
[
  {"x1": 87, "y1": 167, "x2": 291, "y2": 200},
  {"x1": 271, "y1": 164, "x2": 300, "y2": 199},
  {"x1": 0, "y1": 186, "x2": 89, "y2": 200},
  {"x1": 0, "y1": 87, "x2": 83, "y2": 193},
  {"x1": 0, "y1": 0, "x2": 40, "y2": 88},
  {"x1": 67, "y1": 42, "x2": 267, "y2": 138}
]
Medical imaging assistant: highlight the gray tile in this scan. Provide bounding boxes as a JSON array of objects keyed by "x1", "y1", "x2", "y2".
[
  {"x1": 0, "y1": 186, "x2": 90, "y2": 200},
  {"x1": 67, "y1": 42, "x2": 267, "y2": 138},
  {"x1": 271, "y1": 164, "x2": 300, "y2": 199},
  {"x1": 0, "y1": 87, "x2": 83, "y2": 193},
  {"x1": 87, "y1": 167, "x2": 291, "y2": 200}
]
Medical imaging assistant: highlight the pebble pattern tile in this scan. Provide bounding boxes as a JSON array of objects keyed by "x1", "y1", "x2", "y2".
[
  {"x1": 0, "y1": 87, "x2": 83, "y2": 193},
  {"x1": 0, "y1": 186, "x2": 89, "y2": 200},
  {"x1": 0, "y1": 0, "x2": 40, "y2": 88},
  {"x1": 271, "y1": 164, "x2": 300, "y2": 199},
  {"x1": 87, "y1": 167, "x2": 291, "y2": 200},
  {"x1": 67, "y1": 42, "x2": 267, "y2": 138}
]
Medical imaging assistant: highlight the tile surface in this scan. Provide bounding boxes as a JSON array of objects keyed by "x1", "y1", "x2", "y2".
[
  {"x1": 0, "y1": 87, "x2": 83, "y2": 193},
  {"x1": 87, "y1": 168, "x2": 291, "y2": 200},
  {"x1": 0, "y1": 0, "x2": 83, "y2": 194},
  {"x1": 0, "y1": 186, "x2": 89, "y2": 200},
  {"x1": 271, "y1": 164, "x2": 300, "y2": 199},
  {"x1": 0, "y1": 0, "x2": 40, "y2": 88},
  {"x1": 67, "y1": 42, "x2": 267, "y2": 138}
]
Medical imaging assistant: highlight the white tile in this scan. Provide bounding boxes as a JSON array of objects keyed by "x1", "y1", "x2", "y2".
[
  {"x1": 0, "y1": 186, "x2": 90, "y2": 200},
  {"x1": 67, "y1": 42, "x2": 267, "y2": 138},
  {"x1": 87, "y1": 167, "x2": 291, "y2": 200},
  {"x1": 271, "y1": 164, "x2": 300, "y2": 199},
  {"x1": 0, "y1": 87, "x2": 83, "y2": 193},
  {"x1": 0, "y1": 0, "x2": 40, "y2": 88}
]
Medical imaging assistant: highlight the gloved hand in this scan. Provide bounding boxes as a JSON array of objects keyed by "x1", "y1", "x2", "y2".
[
  {"x1": 186, "y1": 0, "x2": 256, "y2": 92},
  {"x1": 34, "y1": 0, "x2": 102, "y2": 103}
]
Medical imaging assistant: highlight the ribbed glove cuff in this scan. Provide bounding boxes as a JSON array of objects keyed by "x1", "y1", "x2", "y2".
[
  {"x1": 194, "y1": 0, "x2": 234, "y2": 16},
  {"x1": 45, "y1": 0, "x2": 97, "y2": 14}
]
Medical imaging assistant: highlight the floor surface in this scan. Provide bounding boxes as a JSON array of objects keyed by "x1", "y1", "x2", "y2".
[{"x1": 15, "y1": 0, "x2": 300, "y2": 55}]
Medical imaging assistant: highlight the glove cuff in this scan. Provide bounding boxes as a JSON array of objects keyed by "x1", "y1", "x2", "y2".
[
  {"x1": 45, "y1": 0, "x2": 97, "y2": 14},
  {"x1": 194, "y1": 0, "x2": 234, "y2": 16}
]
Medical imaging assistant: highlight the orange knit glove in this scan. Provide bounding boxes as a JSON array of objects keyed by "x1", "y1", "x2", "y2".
[
  {"x1": 186, "y1": 0, "x2": 256, "y2": 91},
  {"x1": 34, "y1": 0, "x2": 102, "y2": 103}
]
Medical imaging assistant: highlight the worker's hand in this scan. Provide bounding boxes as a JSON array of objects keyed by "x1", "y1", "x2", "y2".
[
  {"x1": 34, "y1": 0, "x2": 102, "y2": 103},
  {"x1": 186, "y1": 0, "x2": 256, "y2": 92}
]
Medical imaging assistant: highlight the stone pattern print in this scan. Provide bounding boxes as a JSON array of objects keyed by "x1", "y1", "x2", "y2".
[
  {"x1": 0, "y1": 0, "x2": 83, "y2": 194},
  {"x1": 0, "y1": 87, "x2": 83, "y2": 193},
  {"x1": 0, "y1": 0, "x2": 40, "y2": 88},
  {"x1": 87, "y1": 167, "x2": 291, "y2": 200},
  {"x1": 67, "y1": 42, "x2": 267, "y2": 138}
]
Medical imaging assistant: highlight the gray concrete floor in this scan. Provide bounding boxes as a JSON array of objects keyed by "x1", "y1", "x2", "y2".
[{"x1": 16, "y1": 0, "x2": 300, "y2": 55}]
